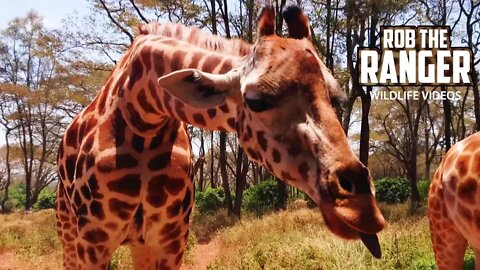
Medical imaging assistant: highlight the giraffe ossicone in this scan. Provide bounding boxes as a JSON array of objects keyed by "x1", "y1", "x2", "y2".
[{"x1": 56, "y1": 5, "x2": 385, "y2": 270}]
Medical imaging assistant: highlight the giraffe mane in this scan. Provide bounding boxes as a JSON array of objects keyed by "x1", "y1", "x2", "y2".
[{"x1": 134, "y1": 21, "x2": 251, "y2": 56}]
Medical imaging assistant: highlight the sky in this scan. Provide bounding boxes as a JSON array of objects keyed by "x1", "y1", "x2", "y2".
[
  {"x1": 0, "y1": 1, "x2": 90, "y2": 145},
  {"x1": 0, "y1": 0, "x2": 90, "y2": 29}
]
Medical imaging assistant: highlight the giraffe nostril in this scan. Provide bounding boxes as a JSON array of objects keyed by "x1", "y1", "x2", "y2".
[{"x1": 339, "y1": 177, "x2": 355, "y2": 193}]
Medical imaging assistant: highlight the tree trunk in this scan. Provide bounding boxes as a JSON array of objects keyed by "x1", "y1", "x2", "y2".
[
  {"x1": 219, "y1": 132, "x2": 233, "y2": 213},
  {"x1": 342, "y1": 91, "x2": 356, "y2": 135},
  {"x1": 424, "y1": 111, "x2": 430, "y2": 179},
  {"x1": 199, "y1": 129, "x2": 205, "y2": 191},
  {"x1": 472, "y1": 70, "x2": 480, "y2": 131},
  {"x1": 233, "y1": 148, "x2": 249, "y2": 217},
  {"x1": 210, "y1": 0, "x2": 217, "y2": 34},
  {"x1": 409, "y1": 129, "x2": 421, "y2": 209},
  {"x1": 210, "y1": 131, "x2": 215, "y2": 188},
  {"x1": 359, "y1": 89, "x2": 371, "y2": 165},
  {"x1": 1, "y1": 130, "x2": 12, "y2": 213},
  {"x1": 276, "y1": 178, "x2": 287, "y2": 210},
  {"x1": 442, "y1": 86, "x2": 452, "y2": 151},
  {"x1": 246, "y1": 0, "x2": 254, "y2": 43},
  {"x1": 222, "y1": 0, "x2": 230, "y2": 37}
]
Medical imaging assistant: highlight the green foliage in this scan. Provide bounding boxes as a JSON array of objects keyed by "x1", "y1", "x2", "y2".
[
  {"x1": 464, "y1": 251, "x2": 476, "y2": 270},
  {"x1": 375, "y1": 177, "x2": 411, "y2": 204},
  {"x1": 33, "y1": 189, "x2": 57, "y2": 210},
  {"x1": 243, "y1": 180, "x2": 280, "y2": 215},
  {"x1": 8, "y1": 184, "x2": 26, "y2": 209},
  {"x1": 195, "y1": 187, "x2": 225, "y2": 215},
  {"x1": 417, "y1": 180, "x2": 431, "y2": 202},
  {"x1": 411, "y1": 255, "x2": 437, "y2": 269}
]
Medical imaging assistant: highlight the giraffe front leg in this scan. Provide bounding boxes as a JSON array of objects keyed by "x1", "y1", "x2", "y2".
[
  {"x1": 74, "y1": 213, "x2": 127, "y2": 270},
  {"x1": 129, "y1": 238, "x2": 188, "y2": 270},
  {"x1": 75, "y1": 238, "x2": 116, "y2": 270},
  {"x1": 56, "y1": 183, "x2": 80, "y2": 270},
  {"x1": 130, "y1": 225, "x2": 191, "y2": 270}
]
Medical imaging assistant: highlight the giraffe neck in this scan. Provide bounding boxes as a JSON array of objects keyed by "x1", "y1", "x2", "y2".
[
  {"x1": 95, "y1": 35, "x2": 242, "y2": 137},
  {"x1": 138, "y1": 22, "x2": 252, "y2": 57}
]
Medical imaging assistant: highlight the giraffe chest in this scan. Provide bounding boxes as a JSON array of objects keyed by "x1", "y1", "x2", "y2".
[
  {"x1": 97, "y1": 119, "x2": 192, "y2": 204},
  {"x1": 62, "y1": 115, "x2": 193, "y2": 246}
]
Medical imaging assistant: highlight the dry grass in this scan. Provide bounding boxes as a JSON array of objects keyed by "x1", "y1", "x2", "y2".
[
  {"x1": 0, "y1": 210, "x2": 203, "y2": 269},
  {"x1": 206, "y1": 204, "x2": 473, "y2": 270},
  {"x1": 190, "y1": 208, "x2": 238, "y2": 243},
  {"x1": 0, "y1": 209, "x2": 63, "y2": 270},
  {"x1": 0, "y1": 204, "x2": 475, "y2": 270}
]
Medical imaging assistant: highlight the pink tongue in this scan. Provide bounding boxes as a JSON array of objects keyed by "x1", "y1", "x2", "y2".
[{"x1": 359, "y1": 233, "x2": 382, "y2": 259}]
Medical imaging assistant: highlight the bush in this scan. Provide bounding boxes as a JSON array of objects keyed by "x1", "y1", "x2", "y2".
[
  {"x1": 8, "y1": 184, "x2": 26, "y2": 209},
  {"x1": 375, "y1": 177, "x2": 411, "y2": 204},
  {"x1": 243, "y1": 179, "x2": 280, "y2": 215},
  {"x1": 417, "y1": 179, "x2": 431, "y2": 202},
  {"x1": 195, "y1": 187, "x2": 225, "y2": 215},
  {"x1": 33, "y1": 189, "x2": 57, "y2": 210}
]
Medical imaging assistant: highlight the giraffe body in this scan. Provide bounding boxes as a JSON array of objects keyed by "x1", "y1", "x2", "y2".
[
  {"x1": 56, "y1": 6, "x2": 385, "y2": 270},
  {"x1": 429, "y1": 132, "x2": 480, "y2": 270}
]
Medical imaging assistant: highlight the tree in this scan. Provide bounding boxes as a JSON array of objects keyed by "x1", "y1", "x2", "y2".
[
  {"x1": 418, "y1": 0, "x2": 462, "y2": 151},
  {"x1": 0, "y1": 12, "x2": 82, "y2": 209},
  {"x1": 458, "y1": 0, "x2": 480, "y2": 131},
  {"x1": 372, "y1": 87, "x2": 428, "y2": 208}
]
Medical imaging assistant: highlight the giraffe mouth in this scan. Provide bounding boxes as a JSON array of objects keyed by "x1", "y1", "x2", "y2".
[
  {"x1": 318, "y1": 194, "x2": 384, "y2": 259},
  {"x1": 358, "y1": 232, "x2": 381, "y2": 258}
]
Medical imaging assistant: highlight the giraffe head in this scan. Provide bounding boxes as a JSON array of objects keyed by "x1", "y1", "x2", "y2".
[{"x1": 158, "y1": 6, "x2": 385, "y2": 257}]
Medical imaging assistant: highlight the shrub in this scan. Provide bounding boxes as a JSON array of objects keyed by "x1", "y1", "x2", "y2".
[
  {"x1": 33, "y1": 189, "x2": 57, "y2": 210},
  {"x1": 417, "y1": 179, "x2": 431, "y2": 202},
  {"x1": 375, "y1": 177, "x2": 411, "y2": 204},
  {"x1": 8, "y1": 184, "x2": 26, "y2": 209},
  {"x1": 243, "y1": 179, "x2": 280, "y2": 215},
  {"x1": 195, "y1": 187, "x2": 225, "y2": 215}
]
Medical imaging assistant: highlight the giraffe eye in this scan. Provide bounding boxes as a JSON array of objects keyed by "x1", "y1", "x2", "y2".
[{"x1": 245, "y1": 97, "x2": 272, "y2": 112}]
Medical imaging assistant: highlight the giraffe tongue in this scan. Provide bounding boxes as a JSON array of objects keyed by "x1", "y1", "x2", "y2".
[{"x1": 358, "y1": 232, "x2": 382, "y2": 259}]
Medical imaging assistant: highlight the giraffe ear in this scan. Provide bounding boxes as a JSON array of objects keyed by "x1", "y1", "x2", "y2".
[
  {"x1": 258, "y1": 6, "x2": 275, "y2": 36},
  {"x1": 282, "y1": 5, "x2": 311, "y2": 39},
  {"x1": 320, "y1": 65, "x2": 347, "y2": 105},
  {"x1": 158, "y1": 69, "x2": 239, "y2": 109}
]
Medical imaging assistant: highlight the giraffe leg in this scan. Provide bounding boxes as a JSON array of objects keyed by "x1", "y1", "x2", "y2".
[
  {"x1": 129, "y1": 245, "x2": 183, "y2": 270},
  {"x1": 429, "y1": 183, "x2": 468, "y2": 270},
  {"x1": 56, "y1": 183, "x2": 79, "y2": 270},
  {"x1": 75, "y1": 238, "x2": 116, "y2": 270},
  {"x1": 130, "y1": 229, "x2": 189, "y2": 270},
  {"x1": 74, "y1": 214, "x2": 128, "y2": 270},
  {"x1": 429, "y1": 217, "x2": 467, "y2": 270}
]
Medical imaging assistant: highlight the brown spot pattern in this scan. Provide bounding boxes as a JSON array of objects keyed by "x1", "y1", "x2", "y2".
[
  {"x1": 192, "y1": 113, "x2": 206, "y2": 126},
  {"x1": 128, "y1": 57, "x2": 144, "y2": 90},
  {"x1": 456, "y1": 155, "x2": 470, "y2": 177},
  {"x1": 458, "y1": 177, "x2": 477, "y2": 204},
  {"x1": 107, "y1": 174, "x2": 142, "y2": 197},
  {"x1": 256, "y1": 131, "x2": 268, "y2": 151},
  {"x1": 108, "y1": 198, "x2": 136, "y2": 219},
  {"x1": 83, "y1": 228, "x2": 109, "y2": 244}
]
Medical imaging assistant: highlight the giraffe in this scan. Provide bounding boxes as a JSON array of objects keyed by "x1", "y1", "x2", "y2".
[
  {"x1": 56, "y1": 5, "x2": 385, "y2": 270},
  {"x1": 428, "y1": 132, "x2": 480, "y2": 270}
]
